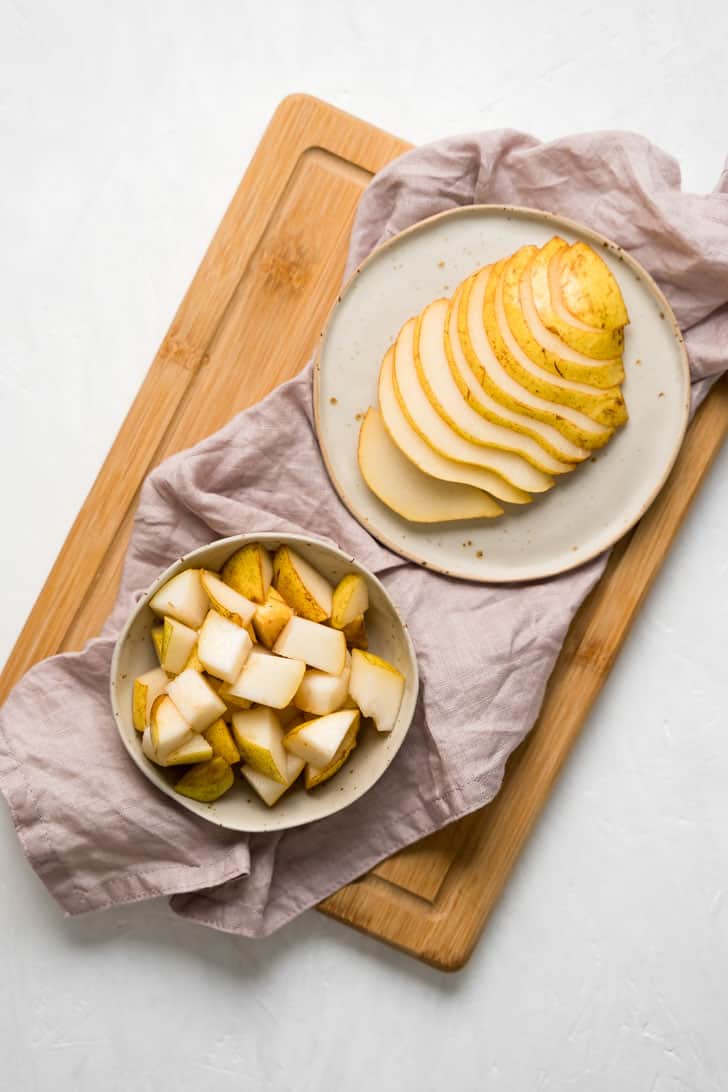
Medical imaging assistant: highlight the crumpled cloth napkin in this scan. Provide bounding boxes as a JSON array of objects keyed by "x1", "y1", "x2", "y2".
[{"x1": 2, "y1": 130, "x2": 727, "y2": 937}]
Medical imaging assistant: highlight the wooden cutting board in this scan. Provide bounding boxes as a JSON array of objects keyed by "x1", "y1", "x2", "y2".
[{"x1": 2, "y1": 94, "x2": 727, "y2": 970}]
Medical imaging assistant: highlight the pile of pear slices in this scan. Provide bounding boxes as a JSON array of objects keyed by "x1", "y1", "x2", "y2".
[
  {"x1": 358, "y1": 236, "x2": 630, "y2": 522},
  {"x1": 132, "y1": 543, "x2": 405, "y2": 807}
]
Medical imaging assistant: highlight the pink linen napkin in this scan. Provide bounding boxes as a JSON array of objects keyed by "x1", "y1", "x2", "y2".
[{"x1": 1, "y1": 130, "x2": 728, "y2": 937}]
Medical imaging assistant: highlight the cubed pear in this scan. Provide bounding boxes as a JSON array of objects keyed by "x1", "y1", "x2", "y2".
[
  {"x1": 197, "y1": 609, "x2": 253, "y2": 682},
  {"x1": 253, "y1": 587, "x2": 293, "y2": 648},
  {"x1": 150, "y1": 569, "x2": 209, "y2": 629},
  {"x1": 142, "y1": 727, "x2": 159, "y2": 763},
  {"x1": 283, "y1": 708, "x2": 360, "y2": 768},
  {"x1": 166, "y1": 668, "x2": 227, "y2": 732},
  {"x1": 203, "y1": 718, "x2": 241, "y2": 765},
  {"x1": 200, "y1": 570, "x2": 256, "y2": 626},
  {"x1": 150, "y1": 694, "x2": 194, "y2": 759},
  {"x1": 182, "y1": 644, "x2": 205, "y2": 672},
  {"x1": 331, "y1": 573, "x2": 369, "y2": 629},
  {"x1": 132, "y1": 666, "x2": 168, "y2": 732},
  {"x1": 349, "y1": 650, "x2": 404, "y2": 733},
  {"x1": 241, "y1": 752, "x2": 305, "y2": 807},
  {"x1": 161, "y1": 617, "x2": 198, "y2": 675},
  {"x1": 232, "y1": 707, "x2": 288, "y2": 784},
  {"x1": 215, "y1": 679, "x2": 252, "y2": 710},
  {"x1": 294, "y1": 655, "x2": 351, "y2": 717},
  {"x1": 174, "y1": 757, "x2": 234, "y2": 803},
  {"x1": 151, "y1": 625, "x2": 164, "y2": 664},
  {"x1": 227, "y1": 648, "x2": 305, "y2": 709},
  {"x1": 221, "y1": 543, "x2": 273, "y2": 603},
  {"x1": 273, "y1": 547, "x2": 333, "y2": 622},
  {"x1": 165, "y1": 734, "x2": 214, "y2": 766},
  {"x1": 274, "y1": 616, "x2": 346, "y2": 675}
]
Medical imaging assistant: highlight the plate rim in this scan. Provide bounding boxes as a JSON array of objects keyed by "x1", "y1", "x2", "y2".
[{"x1": 313, "y1": 203, "x2": 691, "y2": 583}]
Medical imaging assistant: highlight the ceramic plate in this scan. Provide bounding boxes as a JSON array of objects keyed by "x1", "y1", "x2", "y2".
[{"x1": 314, "y1": 206, "x2": 690, "y2": 582}]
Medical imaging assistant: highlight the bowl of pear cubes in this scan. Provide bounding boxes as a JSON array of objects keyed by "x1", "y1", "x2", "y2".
[{"x1": 110, "y1": 534, "x2": 418, "y2": 832}]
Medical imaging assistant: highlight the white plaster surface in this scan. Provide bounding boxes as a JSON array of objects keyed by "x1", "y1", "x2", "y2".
[{"x1": 1, "y1": 2, "x2": 727, "y2": 1089}]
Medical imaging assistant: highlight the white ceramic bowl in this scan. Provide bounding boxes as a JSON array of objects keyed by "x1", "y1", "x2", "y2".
[{"x1": 110, "y1": 533, "x2": 418, "y2": 832}]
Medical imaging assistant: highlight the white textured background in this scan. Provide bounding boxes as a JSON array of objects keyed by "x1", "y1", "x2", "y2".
[{"x1": 2, "y1": 2, "x2": 728, "y2": 1089}]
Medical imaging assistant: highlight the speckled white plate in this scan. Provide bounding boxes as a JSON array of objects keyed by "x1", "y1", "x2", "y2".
[
  {"x1": 110, "y1": 534, "x2": 418, "y2": 832},
  {"x1": 314, "y1": 206, "x2": 690, "y2": 582}
]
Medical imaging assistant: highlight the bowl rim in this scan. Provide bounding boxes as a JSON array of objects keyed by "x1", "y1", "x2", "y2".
[{"x1": 109, "y1": 532, "x2": 419, "y2": 833}]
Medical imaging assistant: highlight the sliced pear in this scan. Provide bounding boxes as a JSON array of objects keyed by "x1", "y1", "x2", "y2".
[
  {"x1": 253, "y1": 587, "x2": 294, "y2": 649},
  {"x1": 342, "y1": 615, "x2": 368, "y2": 650},
  {"x1": 197, "y1": 609, "x2": 253, "y2": 683},
  {"x1": 331, "y1": 573, "x2": 369, "y2": 630},
  {"x1": 142, "y1": 727, "x2": 159, "y2": 764},
  {"x1": 349, "y1": 649, "x2": 404, "y2": 733},
  {"x1": 504, "y1": 245, "x2": 625, "y2": 388},
  {"x1": 304, "y1": 741, "x2": 358, "y2": 789},
  {"x1": 232, "y1": 707, "x2": 288, "y2": 783},
  {"x1": 132, "y1": 666, "x2": 168, "y2": 732},
  {"x1": 215, "y1": 679, "x2": 252, "y2": 710},
  {"x1": 445, "y1": 284, "x2": 588, "y2": 463},
  {"x1": 165, "y1": 734, "x2": 214, "y2": 767},
  {"x1": 174, "y1": 756, "x2": 234, "y2": 803},
  {"x1": 555, "y1": 240, "x2": 629, "y2": 332},
  {"x1": 150, "y1": 694, "x2": 194, "y2": 759},
  {"x1": 151, "y1": 625, "x2": 164, "y2": 664},
  {"x1": 283, "y1": 708, "x2": 360, "y2": 770},
  {"x1": 227, "y1": 648, "x2": 305, "y2": 709},
  {"x1": 221, "y1": 542, "x2": 273, "y2": 603},
  {"x1": 199, "y1": 570, "x2": 256, "y2": 626},
  {"x1": 415, "y1": 299, "x2": 572, "y2": 476},
  {"x1": 294, "y1": 654, "x2": 351, "y2": 717},
  {"x1": 394, "y1": 318, "x2": 546, "y2": 499},
  {"x1": 273, "y1": 547, "x2": 333, "y2": 623},
  {"x1": 166, "y1": 668, "x2": 227, "y2": 733},
  {"x1": 161, "y1": 617, "x2": 198, "y2": 676},
  {"x1": 242, "y1": 751, "x2": 305, "y2": 806},
  {"x1": 150, "y1": 569, "x2": 209, "y2": 630},
  {"x1": 203, "y1": 717, "x2": 241, "y2": 765},
  {"x1": 358, "y1": 407, "x2": 502, "y2": 522},
  {"x1": 273, "y1": 616, "x2": 347, "y2": 676},
  {"x1": 181, "y1": 644, "x2": 205, "y2": 672}
]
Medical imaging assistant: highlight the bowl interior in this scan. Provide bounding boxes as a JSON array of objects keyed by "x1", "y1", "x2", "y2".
[{"x1": 110, "y1": 534, "x2": 418, "y2": 832}]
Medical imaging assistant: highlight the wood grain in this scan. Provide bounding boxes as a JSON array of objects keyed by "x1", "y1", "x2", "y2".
[{"x1": 2, "y1": 94, "x2": 726, "y2": 970}]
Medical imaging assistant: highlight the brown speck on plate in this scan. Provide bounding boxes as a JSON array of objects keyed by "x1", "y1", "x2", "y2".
[
  {"x1": 437, "y1": 260, "x2": 446, "y2": 269},
  {"x1": 355, "y1": 412, "x2": 363, "y2": 421},
  {"x1": 634, "y1": 358, "x2": 642, "y2": 367},
  {"x1": 476, "y1": 550, "x2": 483, "y2": 558},
  {"x1": 590, "y1": 456, "x2": 598, "y2": 463},
  {"x1": 329, "y1": 396, "x2": 338, "y2": 405},
  {"x1": 659, "y1": 311, "x2": 665, "y2": 319},
  {"x1": 658, "y1": 392, "x2": 665, "y2": 398},
  {"x1": 571, "y1": 546, "x2": 579, "y2": 551}
]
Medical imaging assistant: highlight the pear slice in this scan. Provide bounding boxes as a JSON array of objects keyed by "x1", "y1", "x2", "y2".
[
  {"x1": 227, "y1": 648, "x2": 305, "y2": 709},
  {"x1": 181, "y1": 644, "x2": 205, "y2": 672},
  {"x1": 215, "y1": 679, "x2": 252, "y2": 710},
  {"x1": 273, "y1": 547, "x2": 333, "y2": 623},
  {"x1": 304, "y1": 739, "x2": 358, "y2": 789},
  {"x1": 294, "y1": 654, "x2": 351, "y2": 717},
  {"x1": 394, "y1": 318, "x2": 546, "y2": 500},
  {"x1": 132, "y1": 666, "x2": 168, "y2": 732},
  {"x1": 483, "y1": 261, "x2": 626, "y2": 429},
  {"x1": 221, "y1": 543, "x2": 273, "y2": 604},
  {"x1": 415, "y1": 299, "x2": 572, "y2": 476},
  {"x1": 506, "y1": 245, "x2": 625, "y2": 388},
  {"x1": 331, "y1": 573, "x2": 369, "y2": 630},
  {"x1": 348, "y1": 649, "x2": 404, "y2": 733},
  {"x1": 203, "y1": 718, "x2": 241, "y2": 765},
  {"x1": 283, "y1": 707, "x2": 360, "y2": 768},
  {"x1": 142, "y1": 727, "x2": 159, "y2": 764},
  {"x1": 342, "y1": 616, "x2": 368, "y2": 650},
  {"x1": 253, "y1": 587, "x2": 293, "y2": 649},
  {"x1": 232, "y1": 707, "x2": 288, "y2": 783},
  {"x1": 274, "y1": 616, "x2": 347, "y2": 676},
  {"x1": 199, "y1": 570, "x2": 256, "y2": 626},
  {"x1": 151, "y1": 625, "x2": 164, "y2": 664},
  {"x1": 242, "y1": 751, "x2": 305, "y2": 806},
  {"x1": 445, "y1": 284, "x2": 588, "y2": 463},
  {"x1": 165, "y1": 734, "x2": 214, "y2": 767},
  {"x1": 161, "y1": 617, "x2": 198, "y2": 676},
  {"x1": 150, "y1": 569, "x2": 209, "y2": 630},
  {"x1": 150, "y1": 694, "x2": 194, "y2": 759},
  {"x1": 379, "y1": 348, "x2": 525, "y2": 503},
  {"x1": 459, "y1": 270, "x2": 611, "y2": 451},
  {"x1": 555, "y1": 240, "x2": 629, "y2": 332},
  {"x1": 358, "y1": 407, "x2": 502, "y2": 522},
  {"x1": 174, "y1": 757, "x2": 234, "y2": 803},
  {"x1": 166, "y1": 668, "x2": 227, "y2": 733},
  {"x1": 197, "y1": 609, "x2": 253, "y2": 683}
]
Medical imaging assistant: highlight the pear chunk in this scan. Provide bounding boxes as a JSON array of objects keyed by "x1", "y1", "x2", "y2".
[
  {"x1": 221, "y1": 543, "x2": 273, "y2": 603},
  {"x1": 200, "y1": 570, "x2": 256, "y2": 626},
  {"x1": 242, "y1": 751, "x2": 305, "y2": 807},
  {"x1": 232, "y1": 707, "x2": 288, "y2": 784},
  {"x1": 150, "y1": 694, "x2": 194, "y2": 759},
  {"x1": 349, "y1": 650, "x2": 404, "y2": 733},
  {"x1": 358, "y1": 407, "x2": 503, "y2": 523},
  {"x1": 274, "y1": 616, "x2": 347, "y2": 676},
  {"x1": 132, "y1": 666, "x2": 168, "y2": 732},
  {"x1": 203, "y1": 718, "x2": 241, "y2": 765},
  {"x1": 161, "y1": 617, "x2": 198, "y2": 676},
  {"x1": 151, "y1": 625, "x2": 164, "y2": 664},
  {"x1": 331, "y1": 574, "x2": 368, "y2": 630},
  {"x1": 273, "y1": 546, "x2": 333, "y2": 622},
  {"x1": 142, "y1": 727, "x2": 158, "y2": 763},
  {"x1": 166, "y1": 668, "x2": 227, "y2": 733},
  {"x1": 227, "y1": 648, "x2": 305, "y2": 709},
  {"x1": 174, "y1": 757, "x2": 234, "y2": 803},
  {"x1": 253, "y1": 587, "x2": 293, "y2": 649},
  {"x1": 294, "y1": 654, "x2": 351, "y2": 717},
  {"x1": 283, "y1": 708, "x2": 360, "y2": 768},
  {"x1": 165, "y1": 734, "x2": 214, "y2": 766},
  {"x1": 197, "y1": 609, "x2": 253, "y2": 683},
  {"x1": 150, "y1": 569, "x2": 209, "y2": 629}
]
